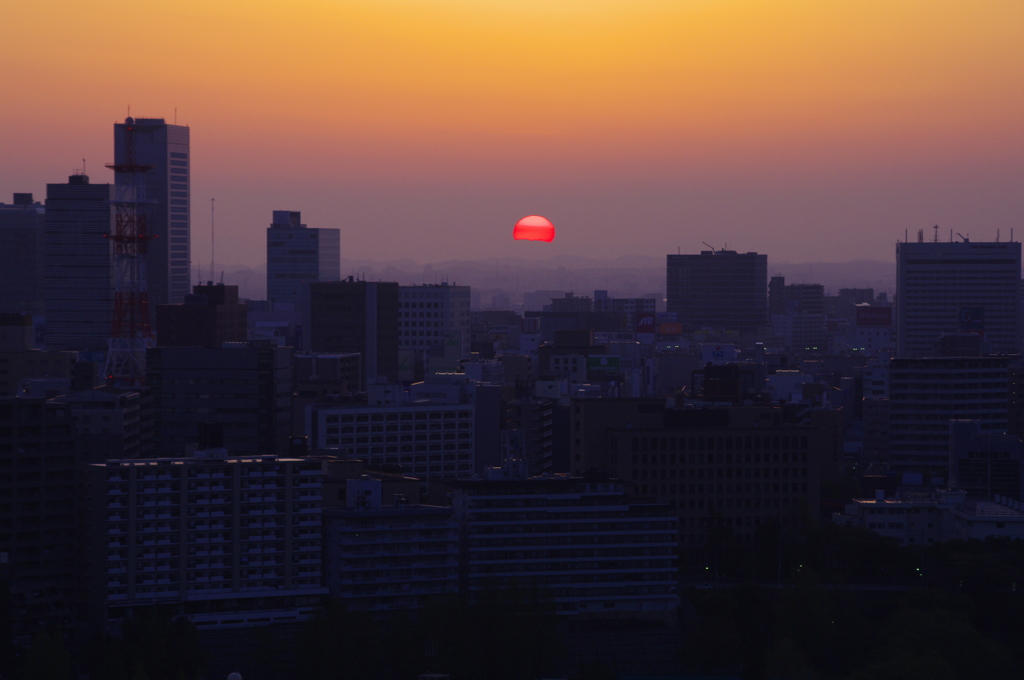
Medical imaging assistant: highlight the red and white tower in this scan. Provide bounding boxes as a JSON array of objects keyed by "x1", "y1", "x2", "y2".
[{"x1": 104, "y1": 117, "x2": 155, "y2": 385}]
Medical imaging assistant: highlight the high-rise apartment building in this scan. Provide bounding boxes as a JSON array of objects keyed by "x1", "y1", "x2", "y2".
[
  {"x1": 113, "y1": 117, "x2": 190, "y2": 307},
  {"x1": 44, "y1": 174, "x2": 114, "y2": 350},
  {"x1": 80, "y1": 454, "x2": 328, "y2": 629},
  {"x1": 896, "y1": 241, "x2": 1021, "y2": 357},
  {"x1": 666, "y1": 250, "x2": 767, "y2": 333},
  {"x1": 266, "y1": 211, "x2": 340, "y2": 305},
  {"x1": 0, "y1": 193, "x2": 45, "y2": 316},
  {"x1": 307, "y1": 279, "x2": 399, "y2": 386}
]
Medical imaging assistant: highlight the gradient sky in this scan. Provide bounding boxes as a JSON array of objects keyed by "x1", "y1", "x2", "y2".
[{"x1": 2, "y1": 0, "x2": 1022, "y2": 270}]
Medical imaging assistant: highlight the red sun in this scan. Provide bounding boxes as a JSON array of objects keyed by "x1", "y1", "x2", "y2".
[{"x1": 513, "y1": 215, "x2": 555, "y2": 242}]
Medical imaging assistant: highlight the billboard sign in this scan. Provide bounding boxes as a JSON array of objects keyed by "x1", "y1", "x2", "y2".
[
  {"x1": 587, "y1": 356, "x2": 621, "y2": 372},
  {"x1": 855, "y1": 306, "x2": 892, "y2": 327},
  {"x1": 959, "y1": 307, "x2": 984, "y2": 331},
  {"x1": 701, "y1": 344, "x2": 736, "y2": 364},
  {"x1": 635, "y1": 313, "x2": 656, "y2": 334}
]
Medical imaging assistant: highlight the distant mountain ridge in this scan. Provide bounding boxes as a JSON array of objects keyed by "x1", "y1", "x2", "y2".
[{"x1": 218, "y1": 256, "x2": 896, "y2": 302}]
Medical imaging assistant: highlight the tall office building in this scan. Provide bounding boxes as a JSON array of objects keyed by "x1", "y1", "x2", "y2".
[
  {"x1": 44, "y1": 174, "x2": 114, "y2": 350},
  {"x1": 888, "y1": 356, "x2": 1010, "y2": 475},
  {"x1": 113, "y1": 117, "x2": 190, "y2": 307},
  {"x1": 768, "y1": 277, "x2": 826, "y2": 351},
  {"x1": 666, "y1": 250, "x2": 767, "y2": 333},
  {"x1": 307, "y1": 279, "x2": 399, "y2": 386},
  {"x1": 0, "y1": 193, "x2": 45, "y2": 315},
  {"x1": 896, "y1": 240, "x2": 1021, "y2": 357},
  {"x1": 266, "y1": 211, "x2": 340, "y2": 305},
  {"x1": 398, "y1": 283, "x2": 471, "y2": 370}
]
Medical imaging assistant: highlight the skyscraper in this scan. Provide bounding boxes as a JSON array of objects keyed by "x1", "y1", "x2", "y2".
[
  {"x1": 266, "y1": 210, "x2": 340, "y2": 305},
  {"x1": 666, "y1": 250, "x2": 767, "y2": 333},
  {"x1": 896, "y1": 240, "x2": 1021, "y2": 357},
  {"x1": 113, "y1": 117, "x2": 190, "y2": 307},
  {"x1": 44, "y1": 174, "x2": 114, "y2": 350}
]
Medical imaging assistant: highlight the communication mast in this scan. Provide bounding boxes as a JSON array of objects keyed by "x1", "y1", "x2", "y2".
[{"x1": 104, "y1": 117, "x2": 155, "y2": 385}]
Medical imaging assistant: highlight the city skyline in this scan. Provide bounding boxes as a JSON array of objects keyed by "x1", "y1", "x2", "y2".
[{"x1": 2, "y1": 0, "x2": 1021, "y2": 270}]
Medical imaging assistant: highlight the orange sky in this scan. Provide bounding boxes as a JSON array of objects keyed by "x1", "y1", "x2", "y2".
[{"x1": 1, "y1": 0, "x2": 1022, "y2": 270}]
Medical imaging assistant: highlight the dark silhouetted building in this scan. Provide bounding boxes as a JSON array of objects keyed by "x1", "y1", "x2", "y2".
[
  {"x1": 896, "y1": 240, "x2": 1021, "y2": 357},
  {"x1": 323, "y1": 476, "x2": 458, "y2": 612},
  {"x1": 307, "y1": 279, "x2": 399, "y2": 386},
  {"x1": 950, "y1": 420, "x2": 1024, "y2": 501},
  {"x1": 572, "y1": 402, "x2": 843, "y2": 548},
  {"x1": 49, "y1": 386, "x2": 145, "y2": 461},
  {"x1": 80, "y1": 454, "x2": 327, "y2": 629},
  {"x1": 266, "y1": 210, "x2": 340, "y2": 306},
  {"x1": 0, "y1": 398, "x2": 80, "y2": 637},
  {"x1": 666, "y1": 250, "x2": 767, "y2": 333},
  {"x1": 147, "y1": 345, "x2": 292, "y2": 456},
  {"x1": 44, "y1": 174, "x2": 113, "y2": 350},
  {"x1": 888, "y1": 356, "x2": 1010, "y2": 475},
  {"x1": 769, "y1": 277, "x2": 826, "y2": 351},
  {"x1": 0, "y1": 193, "x2": 45, "y2": 315},
  {"x1": 450, "y1": 473, "x2": 678, "y2": 617},
  {"x1": 505, "y1": 397, "x2": 555, "y2": 476},
  {"x1": 399, "y1": 283, "x2": 471, "y2": 372},
  {"x1": 156, "y1": 283, "x2": 247, "y2": 347}
]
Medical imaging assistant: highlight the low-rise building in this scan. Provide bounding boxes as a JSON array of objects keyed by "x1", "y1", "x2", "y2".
[
  {"x1": 834, "y1": 489, "x2": 1024, "y2": 545},
  {"x1": 450, "y1": 470, "x2": 679, "y2": 617},
  {"x1": 307, "y1": 386, "x2": 476, "y2": 478}
]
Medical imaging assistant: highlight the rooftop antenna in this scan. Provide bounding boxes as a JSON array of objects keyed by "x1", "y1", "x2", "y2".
[
  {"x1": 933, "y1": 225, "x2": 938, "y2": 243},
  {"x1": 174, "y1": 108, "x2": 177, "y2": 125},
  {"x1": 83, "y1": 158, "x2": 86, "y2": 175},
  {"x1": 210, "y1": 198, "x2": 215, "y2": 283},
  {"x1": 997, "y1": 229, "x2": 1000, "y2": 242}
]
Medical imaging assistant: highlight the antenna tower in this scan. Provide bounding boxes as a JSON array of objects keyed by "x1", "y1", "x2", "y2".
[{"x1": 104, "y1": 118, "x2": 155, "y2": 386}]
